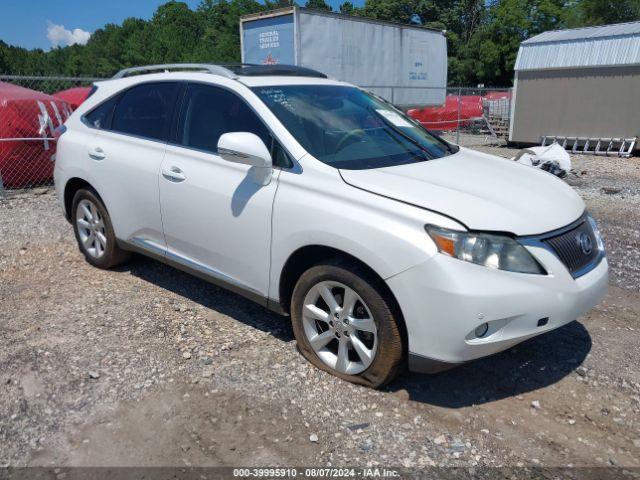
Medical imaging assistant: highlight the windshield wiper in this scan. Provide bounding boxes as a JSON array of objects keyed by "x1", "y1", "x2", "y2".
[
  {"x1": 368, "y1": 95, "x2": 457, "y2": 155},
  {"x1": 367, "y1": 106, "x2": 435, "y2": 160}
]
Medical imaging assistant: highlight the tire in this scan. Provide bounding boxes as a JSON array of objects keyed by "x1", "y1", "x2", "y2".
[
  {"x1": 71, "y1": 188, "x2": 130, "y2": 269},
  {"x1": 291, "y1": 260, "x2": 405, "y2": 388}
]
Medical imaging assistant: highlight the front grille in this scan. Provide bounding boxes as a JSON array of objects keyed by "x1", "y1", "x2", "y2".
[{"x1": 543, "y1": 219, "x2": 600, "y2": 277}]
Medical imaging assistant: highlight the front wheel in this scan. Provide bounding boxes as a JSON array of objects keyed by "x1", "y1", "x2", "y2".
[{"x1": 291, "y1": 261, "x2": 405, "y2": 388}]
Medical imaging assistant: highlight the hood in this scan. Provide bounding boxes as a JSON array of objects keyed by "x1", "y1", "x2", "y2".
[{"x1": 339, "y1": 147, "x2": 584, "y2": 236}]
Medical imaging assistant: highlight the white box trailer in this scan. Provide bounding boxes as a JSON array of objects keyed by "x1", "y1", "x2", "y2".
[{"x1": 240, "y1": 7, "x2": 447, "y2": 107}]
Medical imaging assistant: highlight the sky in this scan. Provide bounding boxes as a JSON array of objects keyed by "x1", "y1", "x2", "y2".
[{"x1": 0, "y1": 0, "x2": 361, "y2": 50}]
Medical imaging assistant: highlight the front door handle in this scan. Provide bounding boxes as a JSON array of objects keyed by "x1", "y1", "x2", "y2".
[
  {"x1": 88, "y1": 147, "x2": 106, "y2": 161},
  {"x1": 162, "y1": 166, "x2": 186, "y2": 182}
]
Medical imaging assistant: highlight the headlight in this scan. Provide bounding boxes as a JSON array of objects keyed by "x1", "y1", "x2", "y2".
[
  {"x1": 586, "y1": 214, "x2": 605, "y2": 252},
  {"x1": 425, "y1": 225, "x2": 546, "y2": 274}
]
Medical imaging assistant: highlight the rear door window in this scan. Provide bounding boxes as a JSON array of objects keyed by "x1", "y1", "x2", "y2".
[{"x1": 111, "y1": 82, "x2": 179, "y2": 141}]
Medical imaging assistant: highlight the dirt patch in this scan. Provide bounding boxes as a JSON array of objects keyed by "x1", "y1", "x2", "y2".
[{"x1": 30, "y1": 386, "x2": 319, "y2": 467}]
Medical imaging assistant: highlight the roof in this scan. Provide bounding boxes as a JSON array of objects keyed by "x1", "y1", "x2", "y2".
[
  {"x1": 522, "y1": 21, "x2": 640, "y2": 44},
  {"x1": 225, "y1": 64, "x2": 327, "y2": 78},
  {"x1": 94, "y1": 71, "x2": 347, "y2": 96},
  {"x1": 515, "y1": 21, "x2": 640, "y2": 71},
  {"x1": 237, "y1": 75, "x2": 347, "y2": 88}
]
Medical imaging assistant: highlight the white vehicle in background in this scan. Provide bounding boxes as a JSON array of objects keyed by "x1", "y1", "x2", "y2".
[{"x1": 54, "y1": 64, "x2": 608, "y2": 388}]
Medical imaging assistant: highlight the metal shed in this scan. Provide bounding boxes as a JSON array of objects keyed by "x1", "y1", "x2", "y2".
[{"x1": 509, "y1": 21, "x2": 640, "y2": 154}]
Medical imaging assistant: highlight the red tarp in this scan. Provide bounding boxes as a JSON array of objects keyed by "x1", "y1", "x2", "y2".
[
  {"x1": 407, "y1": 95, "x2": 484, "y2": 132},
  {"x1": 54, "y1": 86, "x2": 92, "y2": 110},
  {"x1": 0, "y1": 82, "x2": 72, "y2": 188}
]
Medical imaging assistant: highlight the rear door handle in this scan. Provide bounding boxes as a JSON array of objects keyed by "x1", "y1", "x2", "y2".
[
  {"x1": 88, "y1": 147, "x2": 106, "y2": 160},
  {"x1": 161, "y1": 166, "x2": 186, "y2": 182}
]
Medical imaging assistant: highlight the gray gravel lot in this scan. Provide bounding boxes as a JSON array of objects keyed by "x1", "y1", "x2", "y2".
[{"x1": 1, "y1": 148, "x2": 639, "y2": 470}]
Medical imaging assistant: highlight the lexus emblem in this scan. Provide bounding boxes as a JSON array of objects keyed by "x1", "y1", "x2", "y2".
[{"x1": 579, "y1": 233, "x2": 593, "y2": 255}]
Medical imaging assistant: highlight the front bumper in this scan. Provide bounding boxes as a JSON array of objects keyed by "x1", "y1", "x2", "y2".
[{"x1": 386, "y1": 245, "x2": 608, "y2": 372}]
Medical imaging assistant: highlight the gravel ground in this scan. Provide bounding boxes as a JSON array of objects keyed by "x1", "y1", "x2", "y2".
[{"x1": 1, "y1": 148, "x2": 639, "y2": 471}]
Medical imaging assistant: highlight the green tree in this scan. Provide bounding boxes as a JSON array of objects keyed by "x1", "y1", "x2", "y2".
[
  {"x1": 579, "y1": 0, "x2": 640, "y2": 24},
  {"x1": 266, "y1": 0, "x2": 298, "y2": 8},
  {"x1": 362, "y1": 0, "x2": 416, "y2": 23},
  {"x1": 306, "y1": 0, "x2": 333, "y2": 10},
  {"x1": 466, "y1": 0, "x2": 576, "y2": 85},
  {"x1": 0, "y1": 42, "x2": 8, "y2": 73},
  {"x1": 339, "y1": 1, "x2": 359, "y2": 13},
  {"x1": 197, "y1": 0, "x2": 265, "y2": 62}
]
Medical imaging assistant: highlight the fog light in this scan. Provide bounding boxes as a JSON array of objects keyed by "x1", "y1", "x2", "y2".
[{"x1": 474, "y1": 322, "x2": 489, "y2": 338}]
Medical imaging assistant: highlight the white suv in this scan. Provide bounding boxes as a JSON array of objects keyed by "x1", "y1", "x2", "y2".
[{"x1": 54, "y1": 64, "x2": 608, "y2": 388}]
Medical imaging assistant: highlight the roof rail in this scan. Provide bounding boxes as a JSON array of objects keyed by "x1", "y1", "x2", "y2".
[
  {"x1": 112, "y1": 62, "x2": 328, "y2": 80},
  {"x1": 112, "y1": 63, "x2": 238, "y2": 80}
]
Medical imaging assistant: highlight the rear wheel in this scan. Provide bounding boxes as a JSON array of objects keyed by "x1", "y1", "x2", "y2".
[
  {"x1": 291, "y1": 261, "x2": 404, "y2": 388},
  {"x1": 71, "y1": 188, "x2": 130, "y2": 269}
]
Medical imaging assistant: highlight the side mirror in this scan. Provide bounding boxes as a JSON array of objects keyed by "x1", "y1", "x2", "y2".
[{"x1": 217, "y1": 132, "x2": 272, "y2": 169}]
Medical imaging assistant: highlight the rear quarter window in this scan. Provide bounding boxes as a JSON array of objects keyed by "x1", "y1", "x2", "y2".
[{"x1": 84, "y1": 95, "x2": 119, "y2": 130}]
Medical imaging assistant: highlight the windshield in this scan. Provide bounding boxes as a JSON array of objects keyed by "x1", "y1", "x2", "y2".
[{"x1": 252, "y1": 85, "x2": 457, "y2": 170}]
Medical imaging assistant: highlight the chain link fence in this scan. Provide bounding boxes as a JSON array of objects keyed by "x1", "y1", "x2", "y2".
[
  {"x1": 0, "y1": 75, "x2": 513, "y2": 197},
  {"x1": 0, "y1": 75, "x2": 102, "y2": 197},
  {"x1": 361, "y1": 85, "x2": 513, "y2": 147},
  {"x1": 402, "y1": 86, "x2": 513, "y2": 148}
]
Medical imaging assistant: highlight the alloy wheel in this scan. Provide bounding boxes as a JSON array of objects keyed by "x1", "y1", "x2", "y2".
[
  {"x1": 76, "y1": 199, "x2": 107, "y2": 259},
  {"x1": 302, "y1": 280, "x2": 378, "y2": 375}
]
